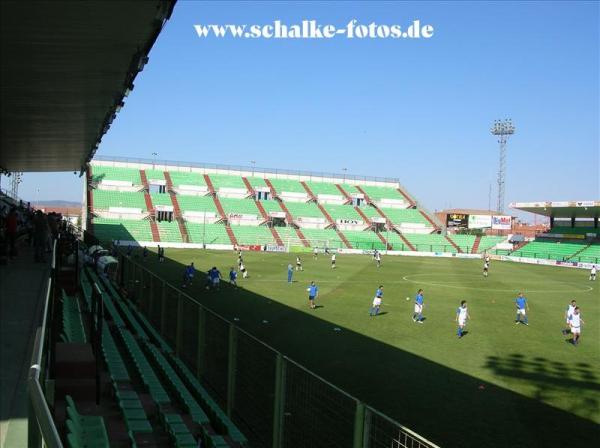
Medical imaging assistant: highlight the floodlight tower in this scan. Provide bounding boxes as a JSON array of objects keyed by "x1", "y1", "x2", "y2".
[
  {"x1": 10, "y1": 172, "x2": 23, "y2": 199},
  {"x1": 490, "y1": 119, "x2": 515, "y2": 213}
]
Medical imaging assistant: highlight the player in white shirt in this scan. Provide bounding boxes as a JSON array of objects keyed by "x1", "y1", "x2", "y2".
[
  {"x1": 239, "y1": 262, "x2": 248, "y2": 278},
  {"x1": 375, "y1": 250, "x2": 381, "y2": 268},
  {"x1": 456, "y1": 300, "x2": 470, "y2": 338},
  {"x1": 313, "y1": 247, "x2": 318, "y2": 260},
  {"x1": 568, "y1": 307, "x2": 584, "y2": 346},
  {"x1": 331, "y1": 253, "x2": 336, "y2": 269},
  {"x1": 484, "y1": 253, "x2": 490, "y2": 264},
  {"x1": 590, "y1": 265, "x2": 597, "y2": 281},
  {"x1": 562, "y1": 300, "x2": 577, "y2": 335},
  {"x1": 483, "y1": 261, "x2": 489, "y2": 277},
  {"x1": 296, "y1": 256, "x2": 303, "y2": 271}
]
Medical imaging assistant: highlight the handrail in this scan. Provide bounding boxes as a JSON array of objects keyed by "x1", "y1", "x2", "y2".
[{"x1": 27, "y1": 239, "x2": 64, "y2": 448}]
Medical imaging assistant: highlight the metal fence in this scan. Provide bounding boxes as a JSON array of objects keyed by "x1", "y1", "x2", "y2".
[{"x1": 119, "y1": 255, "x2": 440, "y2": 448}]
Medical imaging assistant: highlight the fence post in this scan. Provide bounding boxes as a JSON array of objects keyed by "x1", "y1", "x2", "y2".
[
  {"x1": 363, "y1": 407, "x2": 371, "y2": 447},
  {"x1": 160, "y1": 281, "x2": 167, "y2": 336},
  {"x1": 175, "y1": 291, "x2": 184, "y2": 356},
  {"x1": 272, "y1": 353, "x2": 286, "y2": 448},
  {"x1": 226, "y1": 324, "x2": 237, "y2": 417},
  {"x1": 353, "y1": 401, "x2": 366, "y2": 448},
  {"x1": 196, "y1": 306, "x2": 206, "y2": 379}
]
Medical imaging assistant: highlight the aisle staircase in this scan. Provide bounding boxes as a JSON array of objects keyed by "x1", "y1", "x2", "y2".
[
  {"x1": 255, "y1": 201, "x2": 284, "y2": 246},
  {"x1": 164, "y1": 171, "x2": 189, "y2": 243},
  {"x1": 445, "y1": 235, "x2": 462, "y2": 253},
  {"x1": 140, "y1": 169, "x2": 160, "y2": 242},
  {"x1": 241, "y1": 177, "x2": 255, "y2": 198},
  {"x1": 471, "y1": 235, "x2": 482, "y2": 254},
  {"x1": 335, "y1": 184, "x2": 353, "y2": 204}
]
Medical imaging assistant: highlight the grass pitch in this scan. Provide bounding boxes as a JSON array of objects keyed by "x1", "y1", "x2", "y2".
[{"x1": 137, "y1": 249, "x2": 599, "y2": 447}]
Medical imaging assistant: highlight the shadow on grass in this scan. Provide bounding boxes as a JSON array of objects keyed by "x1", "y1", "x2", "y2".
[
  {"x1": 123, "y1": 250, "x2": 600, "y2": 448},
  {"x1": 485, "y1": 353, "x2": 600, "y2": 422}
]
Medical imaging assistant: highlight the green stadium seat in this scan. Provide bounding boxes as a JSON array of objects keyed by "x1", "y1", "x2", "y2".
[
  {"x1": 322, "y1": 204, "x2": 364, "y2": 221},
  {"x1": 208, "y1": 173, "x2": 247, "y2": 190},
  {"x1": 404, "y1": 233, "x2": 458, "y2": 253},
  {"x1": 93, "y1": 218, "x2": 153, "y2": 243},
  {"x1": 61, "y1": 290, "x2": 86, "y2": 343},
  {"x1": 230, "y1": 225, "x2": 276, "y2": 245},
  {"x1": 572, "y1": 244, "x2": 600, "y2": 263},
  {"x1": 144, "y1": 169, "x2": 165, "y2": 182},
  {"x1": 219, "y1": 197, "x2": 260, "y2": 215},
  {"x1": 448, "y1": 235, "x2": 476, "y2": 252},
  {"x1": 169, "y1": 171, "x2": 207, "y2": 187},
  {"x1": 356, "y1": 185, "x2": 405, "y2": 201},
  {"x1": 176, "y1": 195, "x2": 218, "y2": 213},
  {"x1": 65, "y1": 396, "x2": 110, "y2": 448},
  {"x1": 304, "y1": 181, "x2": 343, "y2": 196},
  {"x1": 297, "y1": 228, "x2": 345, "y2": 248},
  {"x1": 93, "y1": 190, "x2": 147, "y2": 210},
  {"x1": 258, "y1": 199, "x2": 284, "y2": 215},
  {"x1": 150, "y1": 192, "x2": 173, "y2": 207},
  {"x1": 376, "y1": 208, "x2": 430, "y2": 226},
  {"x1": 185, "y1": 223, "x2": 231, "y2": 244},
  {"x1": 157, "y1": 220, "x2": 183, "y2": 242},
  {"x1": 246, "y1": 176, "x2": 268, "y2": 189},
  {"x1": 512, "y1": 241, "x2": 588, "y2": 261},
  {"x1": 268, "y1": 178, "x2": 306, "y2": 194},
  {"x1": 342, "y1": 230, "x2": 387, "y2": 250},
  {"x1": 381, "y1": 232, "x2": 411, "y2": 251},
  {"x1": 92, "y1": 166, "x2": 141, "y2": 184},
  {"x1": 283, "y1": 201, "x2": 324, "y2": 219},
  {"x1": 477, "y1": 236, "x2": 505, "y2": 253}
]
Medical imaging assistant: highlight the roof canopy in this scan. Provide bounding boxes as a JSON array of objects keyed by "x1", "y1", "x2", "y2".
[
  {"x1": 510, "y1": 201, "x2": 600, "y2": 219},
  {"x1": 0, "y1": 0, "x2": 175, "y2": 173}
]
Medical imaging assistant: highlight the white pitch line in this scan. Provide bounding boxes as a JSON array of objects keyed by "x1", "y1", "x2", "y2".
[{"x1": 400, "y1": 275, "x2": 594, "y2": 293}]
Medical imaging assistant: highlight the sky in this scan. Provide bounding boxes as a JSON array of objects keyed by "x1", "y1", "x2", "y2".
[{"x1": 10, "y1": 0, "x2": 599, "y2": 216}]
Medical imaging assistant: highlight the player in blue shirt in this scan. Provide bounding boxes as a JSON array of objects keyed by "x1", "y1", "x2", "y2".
[
  {"x1": 307, "y1": 281, "x2": 318, "y2": 309},
  {"x1": 229, "y1": 267, "x2": 237, "y2": 287},
  {"x1": 515, "y1": 292, "x2": 529, "y2": 325},
  {"x1": 287, "y1": 263, "x2": 294, "y2": 283},
  {"x1": 182, "y1": 262, "x2": 195, "y2": 288},
  {"x1": 412, "y1": 289, "x2": 425, "y2": 323},
  {"x1": 369, "y1": 285, "x2": 384, "y2": 316},
  {"x1": 209, "y1": 267, "x2": 222, "y2": 290}
]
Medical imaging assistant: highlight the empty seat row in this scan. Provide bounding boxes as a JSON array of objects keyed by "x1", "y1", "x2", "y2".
[
  {"x1": 93, "y1": 218, "x2": 153, "y2": 243},
  {"x1": 168, "y1": 356, "x2": 248, "y2": 446},
  {"x1": 92, "y1": 166, "x2": 141, "y2": 184},
  {"x1": 144, "y1": 342, "x2": 209, "y2": 427},
  {"x1": 122, "y1": 298, "x2": 173, "y2": 354},
  {"x1": 185, "y1": 223, "x2": 231, "y2": 245},
  {"x1": 85, "y1": 268, "x2": 126, "y2": 328},
  {"x1": 169, "y1": 171, "x2": 207, "y2": 187},
  {"x1": 61, "y1": 290, "x2": 86, "y2": 344},
  {"x1": 93, "y1": 190, "x2": 147, "y2": 210},
  {"x1": 157, "y1": 220, "x2": 183, "y2": 243},
  {"x1": 117, "y1": 327, "x2": 171, "y2": 406},
  {"x1": 65, "y1": 395, "x2": 109, "y2": 448}
]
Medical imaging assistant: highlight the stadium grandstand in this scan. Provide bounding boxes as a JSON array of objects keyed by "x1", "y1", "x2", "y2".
[
  {"x1": 2, "y1": 2, "x2": 597, "y2": 448},
  {"x1": 86, "y1": 156, "x2": 514, "y2": 255},
  {"x1": 504, "y1": 201, "x2": 600, "y2": 264}
]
